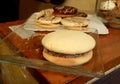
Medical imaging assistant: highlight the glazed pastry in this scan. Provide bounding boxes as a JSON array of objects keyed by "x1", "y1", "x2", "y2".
[{"x1": 53, "y1": 6, "x2": 78, "y2": 17}]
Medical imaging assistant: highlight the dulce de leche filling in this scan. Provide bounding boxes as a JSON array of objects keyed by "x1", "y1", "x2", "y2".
[{"x1": 44, "y1": 48, "x2": 91, "y2": 58}]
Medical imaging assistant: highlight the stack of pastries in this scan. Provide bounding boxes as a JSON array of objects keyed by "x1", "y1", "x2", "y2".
[{"x1": 36, "y1": 6, "x2": 90, "y2": 30}]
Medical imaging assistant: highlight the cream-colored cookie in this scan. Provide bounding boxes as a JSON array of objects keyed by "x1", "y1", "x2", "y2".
[
  {"x1": 42, "y1": 30, "x2": 96, "y2": 54},
  {"x1": 61, "y1": 17, "x2": 89, "y2": 30},
  {"x1": 42, "y1": 30, "x2": 96, "y2": 66},
  {"x1": 36, "y1": 8, "x2": 62, "y2": 28},
  {"x1": 37, "y1": 15, "x2": 61, "y2": 24},
  {"x1": 61, "y1": 17, "x2": 89, "y2": 26}
]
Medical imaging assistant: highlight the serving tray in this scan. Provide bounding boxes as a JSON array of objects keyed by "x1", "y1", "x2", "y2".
[{"x1": 0, "y1": 28, "x2": 104, "y2": 78}]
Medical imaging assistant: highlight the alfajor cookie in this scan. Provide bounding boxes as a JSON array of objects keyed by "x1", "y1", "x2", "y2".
[
  {"x1": 36, "y1": 8, "x2": 62, "y2": 28},
  {"x1": 61, "y1": 16, "x2": 90, "y2": 30},
  {"x1": 42, "y1": 30, "x2": 96, "y2": 66}
]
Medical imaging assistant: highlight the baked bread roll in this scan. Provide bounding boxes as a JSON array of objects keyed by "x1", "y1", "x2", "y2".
[{"x1": 42, "y1": 30, "x2": 96, "y2": 66}]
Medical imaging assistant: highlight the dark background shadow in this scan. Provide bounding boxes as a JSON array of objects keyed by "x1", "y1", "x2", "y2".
[{"x1": 0, "y1": 0, "x2": 19, "y2": 23}]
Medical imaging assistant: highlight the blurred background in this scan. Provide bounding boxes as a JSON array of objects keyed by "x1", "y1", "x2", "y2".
[
  {"x1": 0, "y1": 0, "x2": 97, "y2": 23},
  {"x1": 0, "y1": 0, "x2": 19, "y2": 23}
]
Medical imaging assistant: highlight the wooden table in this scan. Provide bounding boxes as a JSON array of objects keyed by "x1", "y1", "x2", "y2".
[{"x1": 0, "y1": 20, "x2": 120, "y2": 84}]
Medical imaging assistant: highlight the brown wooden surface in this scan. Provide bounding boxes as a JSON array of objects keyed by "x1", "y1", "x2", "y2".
[{"x1": 0, "y1": 20, "x2": 120, "y2": 84}]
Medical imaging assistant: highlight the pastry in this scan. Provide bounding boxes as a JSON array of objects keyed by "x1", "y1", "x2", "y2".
[
  {"x1": 61, "y1": 16, "x2": 89, "y2": 30},
  {"x1": 36, "y1": 9, "x2": 62, "y2": 28},
  {"x1": 42, "y1": 30, "x2": 96, "y2": 66},
  {"x1": 53, "y1": 6, "x2": 78, "y2": 17},
  {"x1": 99, "y1": 0, "x2": 120, "y2": 19}
]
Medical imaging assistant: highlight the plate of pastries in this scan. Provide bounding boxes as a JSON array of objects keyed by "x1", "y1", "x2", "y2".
[{"x1": 24, "y1": 6, "x2": 109, "y2": 34}]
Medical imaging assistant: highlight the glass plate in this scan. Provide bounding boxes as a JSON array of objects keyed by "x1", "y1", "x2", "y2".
[{"x1": 0, "y1": 28, "x2": 104, "y2": 78}]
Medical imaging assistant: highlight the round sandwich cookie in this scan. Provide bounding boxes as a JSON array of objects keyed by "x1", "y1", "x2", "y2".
[
  {"x1": 36, "y1": 8, "x2": 62, "y2": 28},
  {"x1": 61, "y1": 16, "x2": 90, "y2": 30},
  {"x1": 42, "y1": 30, "x2": 96, "y2": 66}
]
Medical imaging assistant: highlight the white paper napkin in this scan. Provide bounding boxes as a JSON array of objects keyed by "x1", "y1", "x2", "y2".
[
  {"x1": 9, "y1": 13, "x2": 109, "y2": 39},
  {"x1": 9, "y1": 25, "x2": 36, "y2": 39},
  {"x1": 88, "y1": 15, "x2": 109, "y2": 34}
]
